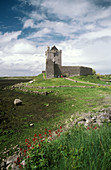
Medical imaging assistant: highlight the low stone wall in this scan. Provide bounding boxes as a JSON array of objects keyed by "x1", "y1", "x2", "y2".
[{"x1": 11, "y1": 84, "x2": 95, "y2": 90}]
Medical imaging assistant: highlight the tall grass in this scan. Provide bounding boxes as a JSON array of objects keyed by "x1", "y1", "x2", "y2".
[{"x1": 20, "y1": 123, "x2": 111, "y2": 169}]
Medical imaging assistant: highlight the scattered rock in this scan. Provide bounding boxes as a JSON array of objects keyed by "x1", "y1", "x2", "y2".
[
  {"x1": 0, "y1": 154, "x2": 19, "y2": 170},
  {"x1": 105, "y1": 107, "x2": 111, "y2": 115},
  {"x1": 29, "y1": 123, "x2": 34, "y2": 127},
  {"x1": 14, "y1": 99, "x2": 22, "y2": 106},
  {"x1": 75, "y1": 109, "x2": 111, "y2": 127},
  {"x1": 29, "y1": 80, "x2": 34, "y2": 84},
  {"x1": 78, "y1": 120, "x2": 86, "y2": 125},
  {"x1": 11, "y1": 83, "x2": 95, "y2": 90}
]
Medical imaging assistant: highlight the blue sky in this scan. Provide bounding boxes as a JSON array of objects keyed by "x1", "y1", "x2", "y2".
[{"x1": 0, "y1": 0, "x2": 111, "y2": 76}]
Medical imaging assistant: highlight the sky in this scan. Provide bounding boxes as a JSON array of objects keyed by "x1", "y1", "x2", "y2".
[{"x1": 0, "y1": 0, "x2": 111, "y2": 76}]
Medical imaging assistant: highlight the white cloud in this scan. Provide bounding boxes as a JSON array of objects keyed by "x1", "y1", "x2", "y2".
[
  {"x1": 0, "y1": 31, "x2": 21, "y2": 44},
  {"x1": 10, "y1": 39, "x2": 38, "y2": 54},
  {"x1": 0, "y1": 31, "x2": 46, "y2": 77},
  {"x1": 28, "y1": 28, "x2": 51, "y2": 39},
  {"x1": 42, "y1": 0, "x2": 91, "y2": 19},
  {"x1": 57, "y1": 36, "x2": 111, "y2": 74},
  {"x1": 30, "y1": 20, "x2": 77, "y2": 38},
  {"x1": 81, "y1": 28, "x2": 111, "y2": 41},
  {"x1": 23, "y1": 19, "x2": 34, "y2": 29},
  {"x1": 30, "y1": 11, "x2": 46, "y2": 21},
  {"x1": 1, "y1": 0, "x2": 111, "y2": 76}
]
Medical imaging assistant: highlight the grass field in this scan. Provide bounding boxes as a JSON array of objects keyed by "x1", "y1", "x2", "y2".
[
  {"x1": 0, "y1": 74, "x2": 111, "y2": 169},
  {"x1": 70, "y1": 75, "x2": 111, "y2": 85},
  {"x1": 23, "y1": 73, "x2": 96, "y2": 87}
]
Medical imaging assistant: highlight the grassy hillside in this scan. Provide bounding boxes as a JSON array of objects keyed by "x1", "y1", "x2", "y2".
[
  {"x1": 25, "y1": 73, "x2": 96, "y2": 87},
  {"x1": 70, "y1": 75, "x2": 111, "y2": 85},
  {"x1": 0, "y1": 74, "x2": 111, "y2": 169}
]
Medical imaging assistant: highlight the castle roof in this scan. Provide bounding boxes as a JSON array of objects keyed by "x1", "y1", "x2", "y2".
[{"x1": 51, "y1": 46, "x2": 58, "y2": 51}]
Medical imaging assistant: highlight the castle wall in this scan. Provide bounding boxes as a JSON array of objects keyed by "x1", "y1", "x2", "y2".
[
  {"x1": 61, "y1": 66, "x2": 80, "y2": 76},
  {"x1": 54, "y1": 64, "x2": 62, "y2": 77},
  {"x1": 54, "y1": 50, "x2": 62, "y2": 66},
  {"x1": 46, "y1": 51, "x2": 54, "y2": 61},
  {"x1": 80, "y1": 67, "x2": 93, "y2": 76},
  {"x1": 45, "y1": 46, "x2": 93, "y2": 78},
  {"x1": 46, "y1": 59, "x2": 54, "y2": 78},
  {"x1": 46, "y1": 50, "x2": 62, "y2": 66}
]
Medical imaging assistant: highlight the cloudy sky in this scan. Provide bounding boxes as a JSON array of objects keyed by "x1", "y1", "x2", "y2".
[{"x1": 0, "y1": 0, "x2": 111, "y2": 76}]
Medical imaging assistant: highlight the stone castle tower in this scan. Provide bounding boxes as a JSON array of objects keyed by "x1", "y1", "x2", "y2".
[
  {"x1": 45, "y1": 46, "x2": 62, "y2": 78},
  {"x1": 45, "y1": 46, "x2": 92, "y2": 78}
]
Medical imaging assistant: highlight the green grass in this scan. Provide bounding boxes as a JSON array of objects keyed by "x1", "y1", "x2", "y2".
[
  {"x1": 0, "y1": 86, "x2": 108, "y2": 155},
  {"x1": 70, "y1": 75, "x2": 111, "y2": 85},
  {"x1": 1, "y1": 74, "x2": 111, "y2": 168},
  {"x1": 24, "y1": 74, "x2": 96, "y2": 87},
  {"x1": 100, "y1": 74, "x2": 111, "y2": 80},
  {"x1": 17, "y1": 123, "x2": 111, "y2": 169}
]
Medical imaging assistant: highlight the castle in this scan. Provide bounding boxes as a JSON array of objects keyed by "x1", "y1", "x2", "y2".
[{"x1": 45, "y1": 46, "x2": 93, "y2": 78}]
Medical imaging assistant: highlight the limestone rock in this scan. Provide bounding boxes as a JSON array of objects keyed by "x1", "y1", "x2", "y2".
[
  {"x1": 92, "y1": 116, "x2": 97, "y2": 121},
  {"x1": 14, "y1": 99, "x2": 22, "y2": 106},
  {"x1": 6, "y1": 154, "x2": 18, "y2": 165},
  {"x1": 78, "y1": 120, "x2": 86, "y2": 125},
  {"x1": 76, "y1": 117, "x2": 86, "y2": 125},
  {"x1": 29, "y1": 123, "x2": 34, "y2": 127},
  {"x1": 0, "y1": 154, "x2": 18, "y2": 170},
  {"x1": 105, "y1": 107, "x2": 111, "y2": 114},
  {"x1": 75, "y1": 107, "x2": 111, "y2": 127},
  {"x1": 29, "y1": 80, "x2": 33, "y2": 84}
]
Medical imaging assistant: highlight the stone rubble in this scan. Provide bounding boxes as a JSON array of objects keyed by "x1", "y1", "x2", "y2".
[
  {"x1": 0, "y1": 145, "x2": 21, "y2": 170},
  {"x1": 11, "y1": 84, "x2": 95, "y2": 89},
  {"x1": 73, "y1": 107, "x2": 111, "y2": 127}
]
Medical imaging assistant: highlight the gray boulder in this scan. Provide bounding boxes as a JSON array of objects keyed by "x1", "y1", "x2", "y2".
[{"x1": 14, "y1": 99, "x2": 22, "y2": 106}]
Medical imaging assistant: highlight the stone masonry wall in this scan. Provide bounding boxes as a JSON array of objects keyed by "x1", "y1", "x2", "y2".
[
  {"x1": 54, "y1": 50, "x2": 62, "y2": 66},
  {"x1": 45, "y1": 46, "x2": 93, "y2": 78},
  {"x1": 54, "y1": 64, "x2": 62, "y2": 77},
  {"x1": 46, "y1": 59, "x2": 54, "y2": 78},
  {"x1": 80, "y1": 67, "x2": 93, "y2": 76},
  {"x1": 61, "y1": 66, "x2": 80, "y2": 76}
]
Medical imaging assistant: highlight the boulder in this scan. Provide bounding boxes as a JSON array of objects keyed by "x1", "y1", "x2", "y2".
[
  {"x1": 29, "y1": 80, "x2": 33, "y2": 84},
  {"x1": 29, "y1": 123, "x2": 34, "y2": 127},
  {"x1": 14, "y1": 99, "x2": 22, "y2": 106},
  {"x1": 78, "y1": 120, "x2": 86, "y2": 125},
  {"x1": 76, "y1": 117, "x2": 86, "y2": 125}
]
